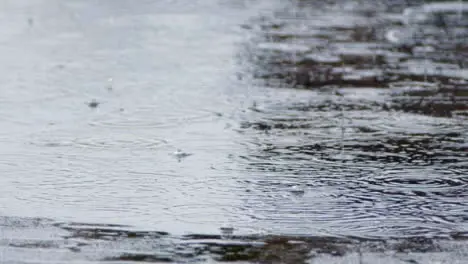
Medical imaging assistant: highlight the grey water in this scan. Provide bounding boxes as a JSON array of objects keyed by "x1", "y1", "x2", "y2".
[
  {"x1": 0, "y1": 0, "x2": 467, "y2": 263},
  {"x1": 0, "y1": 0, "x2": 272, "y2": 235}
]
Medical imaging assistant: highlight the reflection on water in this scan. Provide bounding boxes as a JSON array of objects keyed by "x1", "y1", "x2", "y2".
[
  {"x1": 0, "y1": 0, "x2": 468, "y2": 262},
  {"x1": 246, "y1": 0, "x2": 468, "y2": 117},
  {"x1": 238, "y1": 0, "x2": 468, "y2": 239}
]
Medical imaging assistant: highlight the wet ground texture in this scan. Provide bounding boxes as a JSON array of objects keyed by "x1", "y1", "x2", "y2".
[{"x1": 2, "y1": 217, "x2": 468, "y2": 264}]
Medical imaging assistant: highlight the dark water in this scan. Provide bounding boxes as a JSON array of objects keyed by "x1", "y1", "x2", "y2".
[
  {"x1": 238, "y1": 0, "x2": 468, "y2": 239},
  {"x1": 0, "y1": 0, "x2": 467, "y2": 263}
]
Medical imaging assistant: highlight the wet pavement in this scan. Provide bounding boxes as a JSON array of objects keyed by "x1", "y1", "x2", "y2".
[{"x1": 0, "y1": 0, "x2": 468, "y2": 263}]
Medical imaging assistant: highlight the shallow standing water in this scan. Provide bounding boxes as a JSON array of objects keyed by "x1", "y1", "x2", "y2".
[
  {"x1": 0, "y1": 0, "x2": 468, "y2": 263},
  {"x1": 0, "y1": 0, "x2": 278, "y2": 234}
]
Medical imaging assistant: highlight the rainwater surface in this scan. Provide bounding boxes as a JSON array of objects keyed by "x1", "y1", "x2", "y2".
[{"x1": 0, "y1": 0, "x2": 467, "y2": 263}]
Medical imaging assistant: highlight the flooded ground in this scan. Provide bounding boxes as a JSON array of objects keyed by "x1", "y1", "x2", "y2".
[{"x1": 0, "y1": 0, "x2": 467, "y2": 263}]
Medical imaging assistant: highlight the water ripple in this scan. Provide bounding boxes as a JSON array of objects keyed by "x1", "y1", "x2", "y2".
[{"x1": 233, "y1": 83, "x2": 467, "y2": 238}]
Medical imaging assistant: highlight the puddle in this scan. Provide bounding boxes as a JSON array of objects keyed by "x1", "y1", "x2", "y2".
[{"x1": 0, "y1": 0, "x2": 467, "y2": 263}]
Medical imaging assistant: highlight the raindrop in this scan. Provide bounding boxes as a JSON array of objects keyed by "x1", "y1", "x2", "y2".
[
  {"x1": 339, "y1": 100, "x2": 346, "y2": 156},
  {"x1": 172, "y1": 149, "x2": 192, "y2": 161},
  {"x1": 87, "y1": 100, "x2": 99, "y2": 108},
  {"x1": 289, "y1": 184, "x2": 306, "y2": 197},
  {"x1": 107, "y1": 77, "x2": 113, "y2": 91}
]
